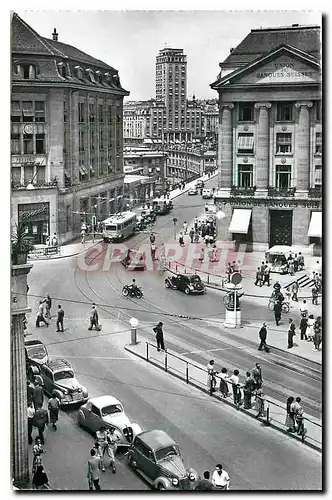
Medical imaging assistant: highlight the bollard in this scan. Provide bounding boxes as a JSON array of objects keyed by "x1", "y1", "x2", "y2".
[
  {"x1": 164, "y1": 350, "x2": 168, "y2": 372},
  {"x1": 131, "y1": 327, "x2": 137, "y2": 345},
  {"x1": 146, "y1": 342, "x2": 149, "y2": 362},
  {"x1": 265, "y1": 403, "x2": 270, "y2": 426},
  {"x1": 207, "y1": 274, "x2": 210, "y2": 284},
  {"x1": 186, "y1": 363, "x2": 189, "y2": 384}
]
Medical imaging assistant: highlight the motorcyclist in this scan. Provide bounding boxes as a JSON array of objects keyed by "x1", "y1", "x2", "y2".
[{"x1": 128, "y1": 279, "x2": 139, "y2": 296}]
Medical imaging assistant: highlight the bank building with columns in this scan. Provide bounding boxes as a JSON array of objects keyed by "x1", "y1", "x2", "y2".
[{"x1": 211, "y1": 23, "x2": 322, "y2": 254}]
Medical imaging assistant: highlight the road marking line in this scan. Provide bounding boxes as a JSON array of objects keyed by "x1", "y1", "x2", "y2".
[{"x1": 52, "y1": 355, "x2": 133, "y2": 360}]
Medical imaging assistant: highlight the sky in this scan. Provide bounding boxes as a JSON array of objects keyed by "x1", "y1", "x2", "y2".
[{"x1": 14, "y1": 7, "x2": 322, "y2": 102}]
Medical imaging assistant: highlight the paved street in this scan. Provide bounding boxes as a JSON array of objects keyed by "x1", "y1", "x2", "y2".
[{"x1": 25, "y1": 183, "x2": 322, "y2": 490}]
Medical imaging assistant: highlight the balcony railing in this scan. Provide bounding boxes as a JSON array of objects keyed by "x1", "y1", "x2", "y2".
[
  {"x1": 268, "y1": 186, "x2": 296, "y2": 197},
  {"x1": 230, "y1": 185, "x2": 256, "y2": 196},
  {"x1": 308, "y1": 187, "x2": 322, "y2": 198}
]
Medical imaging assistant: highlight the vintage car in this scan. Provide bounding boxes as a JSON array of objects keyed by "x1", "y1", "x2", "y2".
[
  {"x1": 25, "y1": 339, "x2": 49, "y2": 371},
  {"x1": 202, "y1": 188, "x2": 213, "y2": 199},
  {"x1": 127, "y1": 429, "x2": 198, "y2": 490},
  {"x1": 121, "y1": 249, "x2": 146, "y2": 271},
  {"x1": 141, "y1": 207, "x2": 156, "y2": 224},
  {"x1": 165, "y1": 274, "x2": 206, "y2": 295},
  {"x1": 265, "y1": 245, "x2": 300, "y2": 274},
  {"x1": 77, "y1": 395, "x2": 142, "y2": 446},
  {"x1": 33, "y1": 357, "x2": 88, "y2": 406},
  {"x1": 188, "y1": 187, "x2": 198, "y2": 196},
  {"x1": 195, "y1": 179, "x2": 204, "y2": 189}
]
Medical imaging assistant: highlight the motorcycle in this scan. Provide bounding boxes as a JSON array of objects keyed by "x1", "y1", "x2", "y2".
[{"x1": 122, "y1": 285, "x2": 143, "y2": 299}]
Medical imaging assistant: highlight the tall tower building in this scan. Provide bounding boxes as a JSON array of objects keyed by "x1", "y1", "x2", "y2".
[{"x1": 155, "y1": 48, "x2": 190, "y2": 142}]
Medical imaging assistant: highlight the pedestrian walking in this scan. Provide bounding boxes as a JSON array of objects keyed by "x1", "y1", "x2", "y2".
[
  {"x1": 178, "y1": 232, "x2": 184, "y2": 247},
  {"x1": 299, "y1": 299, "x2": 308, "y2": 318},
  {"x1": 88, "y1": 303, "x2": 101, "y2": 331},
  {"x1": 194, "y1": 231, "x2": 200, "y2": 243},
  {"x1": 195, "y1": 470, "x2": 214, "y2": 491},
  {"x1": 229, "y1": 369, "x2": 241, "y2": 406},
  {"x1": 211, "y1": 464, "x2": 230, "y2": 490},
  {"x1": 48, "y1": 393, "x2": 60, "y2": 430},
  {"x1": 207, "y1": 360, "x2": 218, "y2": 392},
  {"x1": 243, "y1": 371, "x2": 256, "y2": 409},
  {"x1": 298, "y1": 252, "x2": 305, "y2": 270},
  {"x1": 311, "y1": 285, "x2": 319, "y2": 305},
  {"x1": 34, "y1": 406, "x2": 49, "y2": 444},
  {"x1": 258, "y1": 322, "x2": 270, "y2": 352},
  {"x1": 293, "y1": 254, "x2": 299, "y2": 273},
  {"x1": 274, "y1": 300, "x2": 282, "y2": 326},
  {"x1": 87, "y1": 448, "x2": 102, "y2": 490},
  {"x1": 150, "y1": 243, "x2": 156, "y2": 260},
  {"x1": 96, "y1": 426, "x2": 110, "y2": 471},
  {"x1": 183, "y1": 221, "x2": 188, "y2": 234},
  {"x1": 33, "y1": 379, "x2": 44, "y2": 410},
  {"x1": 106, "y1": 427, "x2": 120, "y2": 473},
  {"x1": 204, "y1": 233, "x2": 210, "y2": 246},
  {"x1": 313, "y1": 316, "x2": 322, "y2": 351},
  {"x1": 81, "y1": 228, "x2": 86, "y2": 245},
  {"x1": 27, "y1": 400, "x2": 35, "y2": 445},
  {"x1": 285, "y1": 396, "x2": 296, "y2": 432},
  {"x1": 56, "y1": 304, "x2": 64, "y2": 332},
  {"x1": 253, "y1": 363, "x2": 263, "y2": 389},
  {"x1": 44, "y1": 294, "x2": 52, "y2": 318},
  {"x1": 189, "y1": 228, "x2": 195, "y2": 243},
  {"x1": 254, "y1": 267, "x2": 262, "y2": 287},
  {"x1": 287, "y1": 318, "x2": 296, "y2": 349},
  {"x1": 32, "y1": 437, "x2": 44, "y2": 474},
  {"x1": 305, "y1": 314, "x2": 315, "y2": 342},
  {"x1": 291, "y1": 281, "x2": 299, "y2": 302},
  {"x1": 254, "y1": 389, "x2": 265, "y2": 418},
  {"x1": 32, "y1": 465, "x2": 51, "y2": 490},
  {"x1": 219, "y1": 368, "x2": 229, "y2": 398},
  {"x1": 153, "y1": 321, "x2": 165, "y2": 351},
  {"x1": 299, "y1": 315, "x2": 308, "y2": 340},
  {"x1": 194, "y1": 216, "x2": 198, "y2": 232},
  {"x1": 36, "y1": 301, "x2": 49, "y2": 328},
  {"x1": 289, "y1": 259, "x2": 295, "y2": 276},
  {"x1": 149, "y1": 232, "x2": 155, "y2": 244},
  {"x1": 293, "y1": 397, "x2": 305, "y2": 436}
]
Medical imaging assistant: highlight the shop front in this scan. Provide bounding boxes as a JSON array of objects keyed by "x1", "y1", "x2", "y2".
[{"x1": 18, "y1": 202, "x2": 50, "y2": 245}]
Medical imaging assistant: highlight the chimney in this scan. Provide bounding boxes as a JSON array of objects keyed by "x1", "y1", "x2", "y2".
[{"x1": 52, "y1": 28, "x2": 58, "y2": 41}]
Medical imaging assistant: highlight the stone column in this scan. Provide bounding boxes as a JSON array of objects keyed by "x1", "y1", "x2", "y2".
[
  {"x1": 219, "y1": 104, "x2": 234, "y2": 188},
  {"x1": 254, "y1": 102, "x2": 271, "y2": 189},
  {"x1": 11, "y1": 264, "x2": 33, "y2": 488},
  {"x1": 295, "y1": 101, "x2": 313, "y2": 191}
]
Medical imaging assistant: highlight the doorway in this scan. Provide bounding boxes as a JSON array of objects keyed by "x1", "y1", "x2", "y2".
[{"x1": 269, "y1": 210, "x2": 292, "y2": 247}]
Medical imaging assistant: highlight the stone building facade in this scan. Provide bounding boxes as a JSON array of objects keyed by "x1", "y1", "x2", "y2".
[
  {"x1": 211, "y1": 24, "x2": 322, "y2": 252},
  {"x1": 11, "y1": 13, "x2": 129, "y2": 244}
]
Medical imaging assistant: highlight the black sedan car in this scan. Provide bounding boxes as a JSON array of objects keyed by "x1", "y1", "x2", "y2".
[{"x1": 165, "y1": 274, "x2": 206, "y2": 295}]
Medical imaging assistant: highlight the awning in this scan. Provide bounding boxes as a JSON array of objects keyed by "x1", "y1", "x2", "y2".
[
  {"x1": 308, "y1": 211, "x2": 322, "y2": 238},
  {"x1": 238, "y1": 135, "x2": 254, "y2": 150},
  {"x1": 229, "y1": 209, "x2": 252, "y2": 234}
]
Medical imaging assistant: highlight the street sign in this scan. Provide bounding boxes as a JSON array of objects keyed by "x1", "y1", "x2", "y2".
[{"x1": 231, "y1": 272, "x2": 242, "y2": 285}]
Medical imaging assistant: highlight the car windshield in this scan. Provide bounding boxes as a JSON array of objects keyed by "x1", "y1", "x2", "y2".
[
  {"x1": 26, "y1": 345, "x2": 47, "y2": 359},
  {"x1": 155, "y1": 445, "x2": 180, "y2": 461},
  {"x1": 105, "y1": 225, "x2": 117, "y2": 231},
  {"x1": 271, "y1": 254, "x2": 287, "y2": 264},
  {"x1": 101, "y1": 404, "x2": 123, "y2": 416},
  {"x1": 190, "y1": 276, "x2": 201, "y2": 283},
  {"x1": 54, "y1": 370, "x2": 74, "y2": 381}
]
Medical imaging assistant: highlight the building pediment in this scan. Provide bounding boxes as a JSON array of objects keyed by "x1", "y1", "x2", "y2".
[{"x1": 211, "y1": 45, "x2": 321, "y2": 89}]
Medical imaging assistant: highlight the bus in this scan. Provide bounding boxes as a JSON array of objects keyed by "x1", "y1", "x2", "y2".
[
  {"x1": 101, "y1": 212, "x2": 137, "y2": 242},
  {"x1": 152, "y1": 197, "x2": 170, "y2": 215}
]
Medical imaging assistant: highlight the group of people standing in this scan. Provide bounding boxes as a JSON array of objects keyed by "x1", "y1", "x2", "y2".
[
  {"x1": 35, "y1": 295, "x2": 65, "y2": 332},
  {"x1": 285, "y1": 396, "x2": 306, "y2": 436},
  {"x1": 254, "y1": 261, "x2": 271, "y2": 287},
  {"x1": 207, "y1": 361, "x2": 265, "y2": 418}
]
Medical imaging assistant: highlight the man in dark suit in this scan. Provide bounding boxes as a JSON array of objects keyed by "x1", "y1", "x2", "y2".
[
  {"x1": 56, "y1": 305, "x2": 64, "y2": 332},
  {"x1": 153, "y1": 322, "x2": 165, "y2": 351},
  {"x1": 258, "y1": 322, "x2": 269, "y2": 352}
]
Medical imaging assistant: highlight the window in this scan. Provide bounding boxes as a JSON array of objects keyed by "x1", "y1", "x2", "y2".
[
  {"x1": 24, "y1": 166, "x2": 34, "y2": 185},
  {"x1": 239, "y1": 103, "x2": 254, "y2": 121},
  {"x1": 89, "y1": 104, "x2": 95, "y2": 122},
  {"x1": 276, "y1": 165, "x2": 291, "y2": 189},
  {"x1": 99, "y1": 130, "x2": 104, "y2": 150},
  {"x1": 36, "y1": 166, "x2": 45, "y2": 184},
  {"x1": 11, "y1": 167, "x2": 21, "y2": 184},
  {"x1": 36, "y1": 134, "x2": 45, "y2": 154},
  {"x1": 277, "y1": 102, "x2": 293, "y2": 121},
  {"x1": 11, "y1": 101, "x2": 21, "y2": 122},
  {"x1": 79, "y1": 129, "x2": 85, "y2": 151},
  {"x1": 19, "y1": 64, "x2": 36, "y2": 79},
  {"x1": 35, "y1": 101, "x2": 45, "y2": 122},
  {"x1": 23, "y1": 134, "x2": 33, "y2": 154},
  {"x1": 237, "y1": 133, "x2": 254, "y2": 153},
  {"x1": 22, "y1": 101, "x2": 34, "y2": 122},
  {"x1": 108, "y1": 106, "x2": 113, "y2": 123},
  {"x1": 315, "y1": 132, "x2": 322, "y2": 154},
  {"x1": 78, "y1": 102, "x2": 85, "y2": 123},
  {"x1": 237, "y1": 164, "x2": 253, "y2": 187},
  {"x1": 314, "y1": 165, "x2": 322, "y2": 187},
  {"x1": 11, "y1": 134, "x2": 20, "y2": 154},
  {"x1": 76, "y1": 66, "x2": 84, "y2": 80},
  {"x1": 276, "y1": 133, "x2": 292, "y2": 154},
  {"x1": 98, "y1": 104, "x2": 104, "y2": 122}
]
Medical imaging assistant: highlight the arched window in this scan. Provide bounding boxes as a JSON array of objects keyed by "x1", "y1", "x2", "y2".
[{"x1": 16, "y1": 64, "x2": 36, "y2": 79}]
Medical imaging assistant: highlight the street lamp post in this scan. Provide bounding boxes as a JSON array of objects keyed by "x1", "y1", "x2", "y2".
[
  {"x1": 129, "y1": 317, "x2": 139, "y2": 345},
  {"x1": 172, "y1": 217, "x2": 177, "y2": 241}
]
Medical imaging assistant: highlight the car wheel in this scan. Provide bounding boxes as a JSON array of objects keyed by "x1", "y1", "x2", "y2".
[
  {"x1": 157, "y1": 483, "x2": 166, "y2": 491},
  {"x1": 165, "y1": 280, "x2": 171, "y2": 288},
  {"x1": 127, "y1": 453, "x2": 137, "y2": 470},
  {"x1": 77, "y1": 410, "x2": 85, "y2": 428},
  {"x1": 184, "y1": 287, "x2": 190, "y2": 295}
]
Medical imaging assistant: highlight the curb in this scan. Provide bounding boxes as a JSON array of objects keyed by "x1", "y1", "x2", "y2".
[
  {"x1": 124, "y1": 344, "x2": 321, "y2": 453},
  {"x1": 28, "y1": 240, "x2": 102, "y2": 262}
]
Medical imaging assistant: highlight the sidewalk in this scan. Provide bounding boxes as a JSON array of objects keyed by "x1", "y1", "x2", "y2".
[
  {"x1": 27, "y1": 171, "x2": 218, "y2": 262},
  {"x1": 122, "y1": 332, "x2": 322, "y2": 453}
]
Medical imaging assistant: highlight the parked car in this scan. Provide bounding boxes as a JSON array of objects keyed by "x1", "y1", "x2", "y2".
[
  {"x1": 195, "y1": 180, "x2": 204, "y2": 189},
  {"x1": 25, "y1": 339, "x2": 49, "y2": 371},
  {"x1": 188, "y1": 187, "x2": 198, "y2": 196},
  {"x1": 165, "y1": 274, "x2": 206, "y2": 295},
  {"x1": 34, "y1": 358, "x2": 88, "y2": 406},
  {"x1": 265, "y1": 245, "x2": 299, "y2": 274},
  {"x1": 121, "y1": 249, "x2": 146, "y2": 271},
  {"x1": 77, "y1": 395, "x2": 142, "y2": 446},
  {"x1": 127, "y1": 429, "x2": 198, "y2": 490},
  {"x1": 202, "y1": 188, "x2": 213, "y2": 199}
]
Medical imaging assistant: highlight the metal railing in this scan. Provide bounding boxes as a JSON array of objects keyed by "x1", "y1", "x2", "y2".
[{"x1": 144, "y1": 342, "x2": 322, "y2": 450}]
